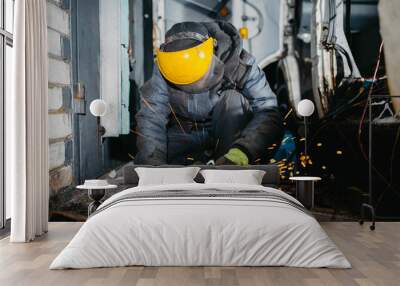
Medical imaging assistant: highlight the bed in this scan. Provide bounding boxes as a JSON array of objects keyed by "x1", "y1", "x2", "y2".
[{"x1": 50, "y1": 165, "x2": 350, "y2": 269}]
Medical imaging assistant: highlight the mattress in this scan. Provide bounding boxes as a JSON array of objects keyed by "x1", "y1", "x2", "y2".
[{"x1": 50, "y1": 183, "x2": 351, "y2": 269}]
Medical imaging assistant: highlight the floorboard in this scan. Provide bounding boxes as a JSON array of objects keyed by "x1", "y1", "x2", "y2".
[{"x1": 0, "y1": 222, "x2": 399, "y2": 286}]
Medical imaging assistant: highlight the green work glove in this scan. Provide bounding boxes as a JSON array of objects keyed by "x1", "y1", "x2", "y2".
[{"x1": 224, "y1": 148, "x2": 249, "y2": 166}]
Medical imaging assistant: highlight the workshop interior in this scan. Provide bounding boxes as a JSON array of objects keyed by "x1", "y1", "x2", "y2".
[{"x1": 28, "y1": 0, "x2": 397, "y2": 222}]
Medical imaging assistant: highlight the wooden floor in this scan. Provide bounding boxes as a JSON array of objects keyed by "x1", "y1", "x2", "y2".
[{"x1": 0, "y1": 222, "x2": 399, "y2": 286}]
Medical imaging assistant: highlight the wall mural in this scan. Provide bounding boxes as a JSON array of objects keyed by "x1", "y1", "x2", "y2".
[{"x1": 49, "y1": 0, "x2": 400, "y2": 222}]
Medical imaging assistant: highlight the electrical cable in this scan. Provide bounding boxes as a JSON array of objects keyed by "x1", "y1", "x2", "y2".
[
  {"x1": 325, "y1": 0, "x2": 336, "y2": 44},
  {"x1": 358, "y1": 41, "x2": 384, "y2": 160},
  {"x1": 307, "y1": 80, "x2": 388, "y2": 150},
  {"x1": 334, "y1": 43, "x2": 354, "y2": 76},
  {"x1": 306, "y1": 37, "x2": 397, "y2": 215},
  {"x1": 321, "y1": 0, "x2": 356, "y2": 78},
  {"x1": 308, "y1": 75, "x2": 387, "y2": 142},
  {"x1": 355, "y1": 41, "x2": 400, "y2": 213}
]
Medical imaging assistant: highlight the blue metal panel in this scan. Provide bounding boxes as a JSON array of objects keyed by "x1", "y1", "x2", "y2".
[
  {"x1": 143, "y1": 0, "x2": 153, "y2": 81},
  {"x1": 71, "y1": 0, "x2": 112, "y2": 182}
]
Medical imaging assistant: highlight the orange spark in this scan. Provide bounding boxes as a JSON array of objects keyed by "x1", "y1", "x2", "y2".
[{"x1": 168, "y1": 103, "x2": 186, "y2": 134}]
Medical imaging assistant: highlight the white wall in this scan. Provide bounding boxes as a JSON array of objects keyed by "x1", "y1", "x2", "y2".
[
  {"x1": 159, "y1": 0, "x2": 284, "y2": 68},
  {"x1": 236, "y1": 0, "x2": 284, "y2": 68}
]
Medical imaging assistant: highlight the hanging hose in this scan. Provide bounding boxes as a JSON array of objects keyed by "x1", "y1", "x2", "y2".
[
  {"x1": 358, "y1": 41, "x2": 384, "y2": 160},
  {"x1": 243, "y1": 0, "x2": 264, "y2": 40}
]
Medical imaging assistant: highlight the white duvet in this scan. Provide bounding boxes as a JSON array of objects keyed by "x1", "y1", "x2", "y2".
[{"x1": 50, "y1": 183, "x2": 351, "y2": 269}]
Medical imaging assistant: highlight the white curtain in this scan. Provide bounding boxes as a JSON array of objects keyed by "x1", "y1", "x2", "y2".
[{"x1": 7, "y1": 0, "x2": 49, "y2": 242}]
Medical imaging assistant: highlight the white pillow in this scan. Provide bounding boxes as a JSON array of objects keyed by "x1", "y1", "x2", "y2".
[
  {"x1": 200, "y1": 169, "x2": 266, "y2": 185},
  {"x1": 135, "y1": 167, "x2": 200, "y2": 186}
]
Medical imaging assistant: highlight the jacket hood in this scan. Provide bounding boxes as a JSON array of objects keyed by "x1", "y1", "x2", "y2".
[{"x1": 203, "y1": 21, "x2": 243, "y2": 85}]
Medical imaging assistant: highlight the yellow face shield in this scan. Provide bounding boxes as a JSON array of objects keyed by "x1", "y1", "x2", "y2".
[{"x1": 156, "y1": 37, "x2": 214, "y2": 85}]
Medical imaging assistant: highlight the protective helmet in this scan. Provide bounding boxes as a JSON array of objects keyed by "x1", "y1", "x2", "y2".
[{"x1": 156, "y1": 22, "x2": 215, "y2": 85}]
